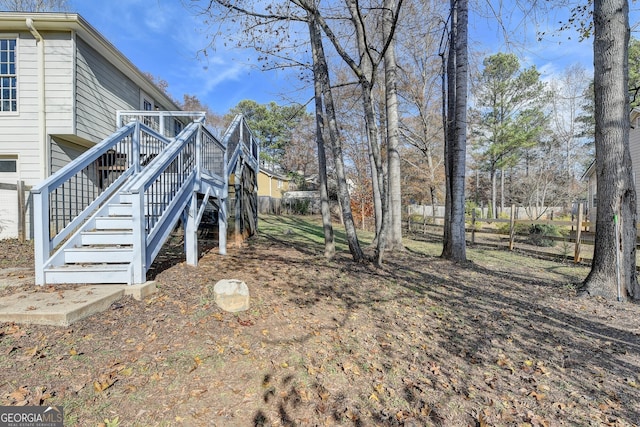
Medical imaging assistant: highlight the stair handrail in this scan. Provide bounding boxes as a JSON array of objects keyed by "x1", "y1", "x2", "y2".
[
  {"x1": 116, "y1": 110, "x2": 206, "y2": 138},
  {"x1": 223, "y1": 115, "x2": 260, "y2": 177},
  {"x1": 122, "y1": 121, "x2": 201, "y2": 283},
  {"x1": 32, "y1": 112, "x2": 259, "y2": 286},
  {"x1": 31, "y1": 121, "x2": 172, "y2": 285}
]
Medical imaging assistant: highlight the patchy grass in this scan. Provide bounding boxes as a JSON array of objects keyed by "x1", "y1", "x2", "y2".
[{"x1": 0, "y1": 215, "x2": 639, "y2": 426}]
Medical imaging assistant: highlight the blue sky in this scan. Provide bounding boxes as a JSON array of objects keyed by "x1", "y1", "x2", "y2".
[
  {"x1": 68, "y1": 0, "x2": 295, "y2": 114},
  {"x1": 67, "y1": 1, "x2": 639, "y2": 115}
]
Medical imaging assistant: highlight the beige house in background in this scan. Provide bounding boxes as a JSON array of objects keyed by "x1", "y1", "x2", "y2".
[
  {"x1": 583, "y1": 108, "x2": 640, "y2": 224},
  {"x1": 0, "y1": 12, "x2": 181, "y2": 239},
  {"x1": 257, "y1": 168, "x2": 292, "y2": 198}
]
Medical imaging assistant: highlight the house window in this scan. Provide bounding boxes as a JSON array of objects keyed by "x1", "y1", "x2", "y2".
[
  {"x1": 0, "y1": 39, "x2": 17, "y2": 112},
  {"x1": 143, "y1": 99, "x2": 152, "y2": 111},
  {"x1": 0, "y1": 156, "x2": 17, "y2": 173},
  {"x1": 277, "y1": 179, "x2": 283, "y2": 189},
  {"x1": 174, "y1": 120, "x2": 183, "y2": 136}
]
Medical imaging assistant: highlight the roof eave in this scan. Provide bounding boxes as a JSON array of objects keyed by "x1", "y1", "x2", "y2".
[{"x1": 0, "y1": 12, "x2": 180, "y2": 110}]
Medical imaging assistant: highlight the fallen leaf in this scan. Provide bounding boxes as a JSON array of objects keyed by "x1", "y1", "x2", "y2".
[
  {"x1": 190, "y1": 388, "x2": 207, "y2": 397},
  {"x1": 476, "y1": 411, "x2": 489, "y2": 427},
  {"x1": 237, "y1": 317, "x2": 254, "y2": 326},
  {"x1": 8, "y1": 386, "x2": 29, "y2": 402},
  {"x1": 93, "y1": 372, "x2": 116, "y2": 393},
  {"x1": 530, "y1": 391, "x2": 546, "y2": 402},
  {"x1": 430, "y1": 362, "x2": 441, "y2": 375},
  {"x1": 93, "y1": 381, "x2": 109, "y2": 393},
  {"x1": 24, "y1": 346, "x2": 39, "y2": 357}
]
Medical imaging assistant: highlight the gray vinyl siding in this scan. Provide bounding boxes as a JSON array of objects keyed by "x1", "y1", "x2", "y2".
[
  {"x1": 49, "y1": 137, "x2": 101, "y2": 233},
  {"x1": 50, "y1": 137, "x2": 84, "y2": 173},
  {"x1": 75, "y1": 37, "x2": 139, "y2": 143}
]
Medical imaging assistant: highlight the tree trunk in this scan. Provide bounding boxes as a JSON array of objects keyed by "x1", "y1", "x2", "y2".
[
  {"x1": 583, "y1": 0, "x2": 640, "y2": 300},
  {"x1": 308, "y1": 13, "x2": 335, "y2": 259},
  {"x1": 362, "y1": 82, "x2": 389, "y2": 265},
  {"x1": 441, "y1": 0, "x2": 468, "y2": 261},
  {"x1": 500, "y1": 168, "x2": 505, "y2": 215},
  {"x1": 310, "y1": 9, "x2": 365, "y2": 262},
  {"x1": 370, "y1": 145, "x2": 383, "y2": 237},
  {"x1": 383, "y1": 0, "x2": 404, "y2": 252},
  {"x1": 343, "y1": 0, "x2": 388, "y2": 264},
  {"x1": 491, "y1": 167, "x2": 497, "y2": 219}
]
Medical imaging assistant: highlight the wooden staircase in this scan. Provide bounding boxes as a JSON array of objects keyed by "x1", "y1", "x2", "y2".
[
  {"x1": 32, "y1": 111, "x2": 259, "y2": 286},
  {"x1": 43, "y1": 194, "x2": 136, "y2": 284}
]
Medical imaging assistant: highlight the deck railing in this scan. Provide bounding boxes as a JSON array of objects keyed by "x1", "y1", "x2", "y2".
[
  {"x1": 32, "y1": 112, "x2": 259, "y2": 285},
  {"x1": 31, "y1": 121, "x2": 171, "y2": 283},
  {"x1": 223, "y1": 114, "x2": 259, "y2": 175}
]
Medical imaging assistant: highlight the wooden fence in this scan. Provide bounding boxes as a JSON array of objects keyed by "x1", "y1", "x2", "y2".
[
  {"x1": 258, "y1": 196, "x2": 322, "y2": 215},
  {"x1": 407, "y1": 203, "x2": 593, "y2": 263},
  {"x1": 0, "y1": 181, "x2": 30, "y2": 242}
]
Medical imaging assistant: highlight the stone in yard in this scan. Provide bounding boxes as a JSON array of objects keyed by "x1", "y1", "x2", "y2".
[{"x1": 213, "y1": 279, "x2": 250, "y2": 312}]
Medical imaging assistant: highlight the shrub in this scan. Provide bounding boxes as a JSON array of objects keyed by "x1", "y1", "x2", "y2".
[
  {"x1": 496, "y1": 222, "x2": 528, "y2": 235},
  {"x1": 527, "y1": 224, "x2": 561, "y2": 247},
  {"x1": 289, "y1": 199, "x2": 310, "y2": 215},
  {"x1": 465, "y1": 201, "x2": 481, "y2": 218}
]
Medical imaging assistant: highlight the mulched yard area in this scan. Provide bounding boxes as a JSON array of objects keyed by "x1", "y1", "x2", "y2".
[{"x1": 0, "y1": 215, "x2": 639, "y2": 426}]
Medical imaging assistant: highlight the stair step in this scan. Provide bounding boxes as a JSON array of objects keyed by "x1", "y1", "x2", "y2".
[
  {"x1": 64, "y1": 246, "x2": 133, "y2": 264},
  {"x1": 119, "y1": 193, "x2": 136, "y2": 204},
  {"x1": 107, "y1": 204, "x2": 133, "y2": 216},
  {"x1": 95, "y1": 216, "x2": 133, "y2": 230},
  {"x1": 81, "y1": 230, "x2": 133, "y2": 246},
  {"x1": 44, "y1": 264, "x2": 130, "y2": 284}
]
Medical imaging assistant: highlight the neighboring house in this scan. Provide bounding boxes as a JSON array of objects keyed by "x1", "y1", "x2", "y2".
[
  {"x1": 0, "y1": 12, "x2": 182, "y2": 239},
  {"x1": 257, "y1": 168, "x2": 293, "y2": 198},
  {"x1": 582, "y1": 108, "x2": 640, "y2": 225}
]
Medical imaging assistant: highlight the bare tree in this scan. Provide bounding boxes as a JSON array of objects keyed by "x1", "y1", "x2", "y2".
[
  {"x1": 383, "y1": 0, "x2": 404, "y2": 252},
  {"x1": 441, "y1": 0, "x2": 468, "y2": 261},
  {"x1": 192, "y1": 0, "x2": 364, "y2": 261},
  {"x1": 296, "y1": 0, "x2": 404, "y2": 264},
  {"x1": 397, "y1": 0, "x2": 447, "y2": 221},
  {"x1": 281, "y1": 115, "x2": 318, "y2": 182},
  {"x1": 181, "y1": 94, "x2": 226, "y2": 138},
  {"x1": 308, "y1": 11, "x2": 336, "y2": 258},
  {"x1": 0, "y1": 0, "x2": 67, "y2": 11},
  {"x1": 548, "y1": 64, "x2": 591, "y2": 179},
  {"x1": 583, "y1": 0, "x2": 640, "y2": 300}
]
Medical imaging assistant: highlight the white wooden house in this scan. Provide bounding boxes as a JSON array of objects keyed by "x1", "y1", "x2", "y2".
[
  {"x1": 583, "y1": 108, "x2": 640, "y2": 224},
  {"x1": 0, "y1": 12, "x2": 181, "y2": 239}
]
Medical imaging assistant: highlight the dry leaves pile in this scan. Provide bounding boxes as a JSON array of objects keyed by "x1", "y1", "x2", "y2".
[{"x1": 0, "y1": 216, "x2": 639, "y2": 426}]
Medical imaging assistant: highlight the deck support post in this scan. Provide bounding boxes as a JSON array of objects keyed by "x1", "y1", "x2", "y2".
[
  {"x1": 185, "y1": 191, "x2": 199, "y2": 266},
  {"x1": 219, "y1": 196, "x2": 227, "y2": 255}
]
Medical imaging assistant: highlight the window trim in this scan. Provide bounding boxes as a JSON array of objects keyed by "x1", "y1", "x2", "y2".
[
  {"x1": 0, "y1": 35, "x2": 18, "y2": 114},
  {"x1": 0, "y1": 154, "x2": 18, "y2": 174}
]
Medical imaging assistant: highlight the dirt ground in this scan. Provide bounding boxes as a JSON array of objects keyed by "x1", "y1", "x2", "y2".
[{"x1": 0, "y1": 215, "x2": 639, "y2": 427}]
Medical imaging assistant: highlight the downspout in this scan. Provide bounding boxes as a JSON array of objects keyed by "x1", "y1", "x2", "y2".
[{"x1": 26, "y1": 18, "x2": 48, "y2": 178}]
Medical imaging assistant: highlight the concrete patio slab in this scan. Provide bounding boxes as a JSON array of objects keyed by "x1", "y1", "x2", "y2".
[{"x1": 0, "y1": 281, "x2": 157, "y2": 327}]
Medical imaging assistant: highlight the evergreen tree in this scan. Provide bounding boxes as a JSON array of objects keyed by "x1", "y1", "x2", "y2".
[{"x1": 470, "y1": 53, "x2": 548, "y2": 217}]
